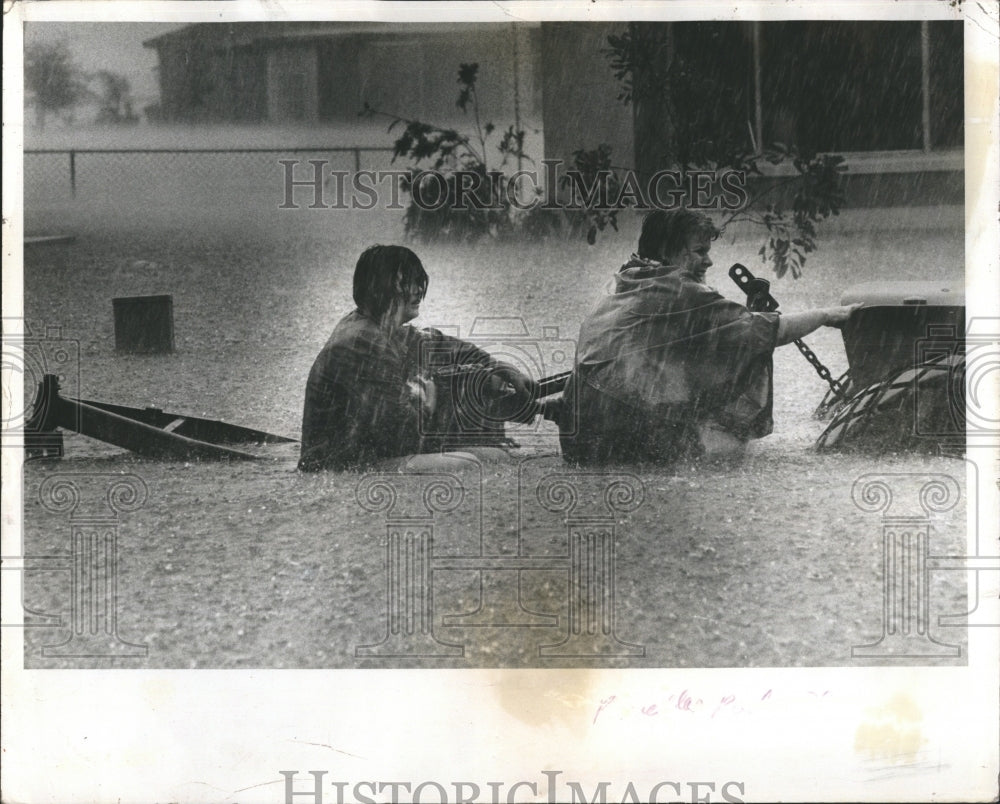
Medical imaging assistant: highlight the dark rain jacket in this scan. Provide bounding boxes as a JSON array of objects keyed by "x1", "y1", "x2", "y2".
[{"x1": 298, "y1": 310, "x2": 494, "y2": 471}]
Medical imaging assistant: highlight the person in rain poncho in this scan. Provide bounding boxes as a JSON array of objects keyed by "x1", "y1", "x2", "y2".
[
  {"x1": 559, "y1": 209, "x2": 860, "y2": 464},
  {"x1": 299, "y1": 245, "x2": 537, "y2": 471}
]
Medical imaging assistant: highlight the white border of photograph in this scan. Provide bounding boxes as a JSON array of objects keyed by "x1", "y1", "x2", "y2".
[{"x1": 3, "y1": 2, "x2": 997, "y2": 802}]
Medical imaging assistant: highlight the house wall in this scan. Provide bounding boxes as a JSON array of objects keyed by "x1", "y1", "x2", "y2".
[
  {"x1": 318, "y1": 26, "x2": 542, "y2": 128},
  {"x1": 318, "y1": 39, "x2": 363, "y2": 121},
  {"x1": 539, "y1": 23, "x2": 634, "y2": 182},
  {"x1": 266, "y1": 43, "x2": 319, "y2": 122},
  {"x1": 153, "y1": 36, "x2": 266, "y2": 122},
  {"x1": 216, "y1": 46, "x2": 268, "y2": 121},
  {"x1": 155, "y1": 47, "x2": 190, "y2": 120},
  {"x1": 150, "y1": 23, "x2": 542, "y2": 129}
]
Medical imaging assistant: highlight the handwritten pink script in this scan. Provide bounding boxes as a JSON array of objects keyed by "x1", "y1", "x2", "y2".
[{"x1": 592, "y1": 688, "x2": 833, "y2": 725}]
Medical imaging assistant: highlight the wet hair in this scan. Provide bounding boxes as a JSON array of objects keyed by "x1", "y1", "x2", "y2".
[
  {"x1": 352, "y1": 245, "x2": 429, "y2": 317},
  {"x1": 637, "y1": 209, "x2": 720, "y2": 261}
]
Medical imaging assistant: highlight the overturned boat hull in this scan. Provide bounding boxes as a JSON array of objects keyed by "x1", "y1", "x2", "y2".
[{"x1": 25, "y1": 374, "x2": 297, "y2": 461}]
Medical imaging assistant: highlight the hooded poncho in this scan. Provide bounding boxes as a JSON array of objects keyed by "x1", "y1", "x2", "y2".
[{"x1": 560, "y1": 255, "x2": 781, "y2": 463}]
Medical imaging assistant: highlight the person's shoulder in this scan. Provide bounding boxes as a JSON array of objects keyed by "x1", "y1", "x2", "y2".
[
  {"x1": 677, "y1": 273, "x2": 729, "y2": 301},
  {"x1": 402, "y1": 322, "x2": 434, "y2": 339},
  {"x1": 320, "y1": 311, "x2": 391, "y2": 355}
]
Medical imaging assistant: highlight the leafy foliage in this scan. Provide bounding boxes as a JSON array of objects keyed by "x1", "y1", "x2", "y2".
[
  {"x1": 603, "y1": 23, "x2": 847, "y2": 278},
  {"x1": 730, "y1": 149, "x2": 847, "y2": 278},
  {"x1": 559, "y1": 144, "x2": 622, "y2": 245},
  {"x1": 93, "y1": 71, "x2": 139, "y2": 125},
  {"x1": 606, "y1": 25, "x2": 673, "y2": 107},
  {"x1": 363, "y1": 63, "x2": 559, "y2": 243},
  {"x1": 25, "y1": 42, "x2": 140, "y2": 128},
  {"x1": 25, "y1": 39, "x2": 88, "y2": 128}
]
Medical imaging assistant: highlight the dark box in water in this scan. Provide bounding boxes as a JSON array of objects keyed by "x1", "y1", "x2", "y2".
[{"x1": 113, "y1": 294, "x2": 174, "y2": 354}]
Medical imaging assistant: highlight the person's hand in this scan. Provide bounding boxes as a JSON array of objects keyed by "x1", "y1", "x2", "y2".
[
  {"x1": 408, "y1": 375, "x2": 437, "y2": 414},
  {"x1": 824, "y1": 302, "x2": 864, "y2": 328},
  {"x1": 488, "y1": 364, "x2": 541, "y2": 423},
  {"x1": 495, "y1": 364, "x2": 540, "y2": 400}
]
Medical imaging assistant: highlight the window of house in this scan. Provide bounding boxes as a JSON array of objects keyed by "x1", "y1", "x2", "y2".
[{"x1": 672, "y1": 20, "x2": 963, "y2": 156}]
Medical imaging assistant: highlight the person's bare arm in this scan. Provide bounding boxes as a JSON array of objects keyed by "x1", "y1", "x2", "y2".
[{"x1": 775, "y1": 303, "x2": 862, "y2": 346}]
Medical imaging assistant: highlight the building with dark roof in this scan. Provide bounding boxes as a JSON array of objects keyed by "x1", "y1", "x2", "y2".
[{"x1": 143, "y1": 22, "x2": 541, "y2": 125}]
